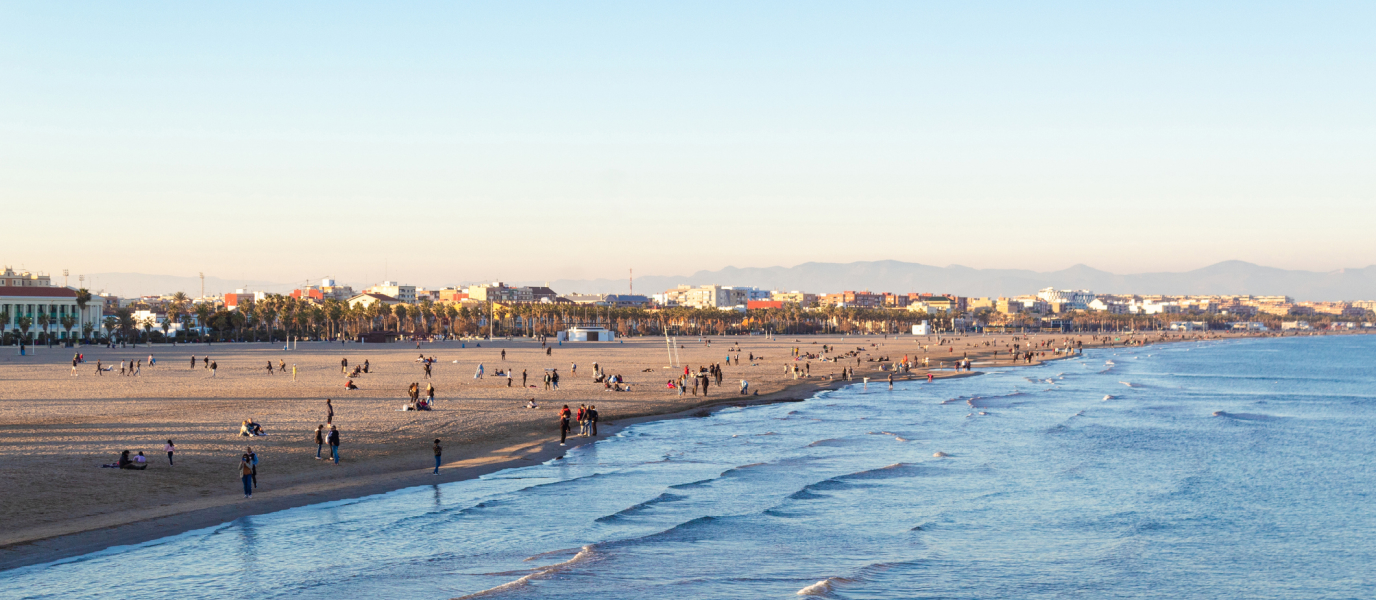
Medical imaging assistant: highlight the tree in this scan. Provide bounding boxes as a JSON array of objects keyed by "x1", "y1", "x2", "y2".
[
  {"x1": 141, "y1": 317, "x2": 157, "y2": 344},
  {"x1": 74, "y1": 289, "x2": 93, "y2": 341},
  {"x1": 102, "y1": 316, "x2": 117, "y2": 342},
  {"x1": 17, "y1": 316, "x2": 33, "y2": 345},
  {"x1": 37, "y1": 313, "x2": 51, "y2": 346},
  {"x1": 61, "y1": 314, "x2": 77, "y2": 344},
  {"x1": 194, "y1": 303, "x2": 213, "y2": 339},
  {"x1": 116, "y1": 308, "x2": 135, "y2": 346}
]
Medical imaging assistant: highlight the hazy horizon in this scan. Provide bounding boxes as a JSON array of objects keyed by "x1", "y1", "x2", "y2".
[{"x1": 3, "y1": 2, "x2": 1373, "y2": 283}]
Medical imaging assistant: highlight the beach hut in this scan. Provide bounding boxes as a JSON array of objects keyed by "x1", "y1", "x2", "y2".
[
  {"x1": 558, "y1": 326, "x2": 616, "y2": 342},
  {"x1": 912, "y1": 321, "x2": 932, "y2": 335}
]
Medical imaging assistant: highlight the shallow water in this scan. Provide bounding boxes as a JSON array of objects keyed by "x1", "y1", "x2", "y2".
[{"x1": 6, "y1": 336, "x2": 1375, "y2": 599}]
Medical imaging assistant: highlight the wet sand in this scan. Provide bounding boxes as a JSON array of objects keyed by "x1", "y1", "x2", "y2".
[{"x1": 0, "y1": 330, "x2": 1307, "y2": 569}]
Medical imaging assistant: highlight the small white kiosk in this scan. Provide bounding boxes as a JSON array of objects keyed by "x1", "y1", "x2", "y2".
[
  {"x1": 559, "y1": 326, "x2": 616, "y2": 342},
  {"x1": 912, "y1": 320, "x2": 932, "y2": 335}
]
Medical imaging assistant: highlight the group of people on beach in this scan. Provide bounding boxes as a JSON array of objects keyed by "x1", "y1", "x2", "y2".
[
  {"x1": 102, "y1": 440, "x2": 176, "y2": 470},
  {"x1": 557, "y1": 404, "x2": 599, "y2": 444}
]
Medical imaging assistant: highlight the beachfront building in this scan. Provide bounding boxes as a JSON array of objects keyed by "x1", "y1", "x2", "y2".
[
  {"x1": 558, "y1": 326, "x2": 615, "y2": 342},
  {"x1": 1, "y1": 268, "x2": 101, "y2": 342},
  {"x1": 366, "y1": 281, "x2": 416, "y2": 304},
  {"x1": 771, "y1": 291, "x2": 818, "y2": 307},
  {"x1": 1281, "y1": 321, "x2": 1312, "y2": 331},
  {"x1": 1231, "y1": 322, "x2": 1269, "y2": 331},
  {"x1": 819, "y1": 291, "x2": 884, "y2": 309},
  {"x1": 1169, "y1": 321, "x2": 1208, "y2": 331},
  {"x1": 347, "y1": 293, "x2": 401, "y2": 310},
  {"x1": 1037, "y1": 288, "x2": 1096, "y2": 311},
  {"x1": 662, "y1": 285, "x2": 750, "y2": 309}
]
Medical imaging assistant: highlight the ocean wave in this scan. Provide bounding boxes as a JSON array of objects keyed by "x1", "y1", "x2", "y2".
[
  {"x1": 453, "y1": 545, "x2": 597, "y2": 599},
  {"x1": 1211, "y1": 411, "x2": 1283, "y2": 421},
  {"x1": 593, "y1": 492, "x2": 687, "y2": 523},
  {"x1": 797, "y1": 576, "x2": 853, "y2": 596}
]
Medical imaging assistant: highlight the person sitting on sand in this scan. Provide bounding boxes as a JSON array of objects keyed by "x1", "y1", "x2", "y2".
[
  {"x1": 527, "y1": 398, "x2": 538, "y2": 409},
  {"x1": 118, "y1": 450, "x2": 146, "y2": 470},
  {"x1": 240, "y1": 419, "x2": 265, "y2": 437},
  {"x1": 345, "y1": 379, "x2": 358, "y2": 390}
]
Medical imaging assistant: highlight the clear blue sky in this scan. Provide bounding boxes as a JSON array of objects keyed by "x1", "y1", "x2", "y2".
[{"x1": 2, "y1": 2, "x2": 1373, "y2": 286}]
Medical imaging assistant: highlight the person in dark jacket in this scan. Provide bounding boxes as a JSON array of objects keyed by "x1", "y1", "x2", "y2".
[
  {"x1": 328, "y1": 425, "x2": 340, "y2": 464},
  {"x1": 245, "y1": 447, "x2": 258, "y2": 488},
  {"x1": 559, "y1": 405, "x2": 571, "y2": 445},
  {"x1": 432, "y1": 439, "x2": 442, "y2": 475},
  {"x1": 314, "y1": 425, "x2": 325, "y2": 459},
  {"x1": 588, "y1": 405, "x2": 599, "y2": 437}
]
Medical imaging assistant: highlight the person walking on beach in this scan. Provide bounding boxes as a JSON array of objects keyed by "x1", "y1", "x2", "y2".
[
  {"x1": 432, "y1": 438, "x2": 442, "y2": 475},
  {"x1": 341, "y1": 357, "x2": 348, "y2": 374},
  {"x1": 325, "y1": 398, "x2": 334, "y2": 424},
  {"x1": 190, "y1": 355, "x2": 196, "y2": 370},
  {"x1": 314, "y1": 425, "x2": 325, "y2": 459},
  {"x1": 475, "y1": 364, "x2": 484, "y2": 379},
  {"x1": 239, "y1": 455, "x2": 254, "y2": 498},
  {"x1": 522, "y1": 369, "x2": 528, "y2": 388},
  {"x1": 95, "y1": 360, "x2": 103, "y2": 376},
  {"x1": 210, "y1": 361, "x2": 218, "y2": 377},
  {"x1": 501, "y1": 349, "x2": 506, "y2": 361},
  {"x1": 165, "y1": 440, "x2": 176, "y2": 465},
  {"x1": 278, "y1": 359, "x2": 287, "y2": 373},
  {"x1": 424, "y1": 362, "x2": 432, "y2": 379},
  {"x1": 327, "y1": 425, "x2": 340, "y2": 464},
  {"x1": 246, "y1": 447, "x2": 259, "y2": 488},
  {"x1": 559, "y1": 405, "x2": 571, "y2": 445},
  {"x1": 292, "y1": 364, "x2": 297, "y2": 381},
  {"x1": 551, "y1": 369, "x2": 560, "y2": 390},
  {"x1": 266, "y1": 361, "x2": 274, "y2": 375},
  {"x1": 588, "y1": 405, "x2": 599, "y2": 437},
  {"x1": 506, "y1": 369, "x2": 512, "y2": 387}
]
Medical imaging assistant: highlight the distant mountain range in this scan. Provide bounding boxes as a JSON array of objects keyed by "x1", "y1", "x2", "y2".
[
  {"x1": 535, "y1": 261, "x2": 1376, "y2": 302},
  {"x1": 84, "y1": 261, "x2": 1376, "y2": 301}
]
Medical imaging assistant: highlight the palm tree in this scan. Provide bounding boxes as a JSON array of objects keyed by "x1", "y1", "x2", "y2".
[
  {"x1": 37, "y1": 313, "x2": 51, "y2": 346},
  {"x1": 140, "y1": 317, "x2": 156, "y2": 344},
  {"x1": 116, "y1": 308, "x2": 135, "y2": 346},
  {"x1": 73, "y1": 288, "x2": 93, "y2": 342},
  {"x1": 194, "y1": 303, "x2": 213, "y2": 339},
  {"x1": 61, "y1": 314, "x2": 77, "y2": 344},
  {"x1": 16, "y1": 316, "x2": 32, "y2": 346},
  {"x1": 102, "y1": 316, "x2": 117, "y2": 343}
]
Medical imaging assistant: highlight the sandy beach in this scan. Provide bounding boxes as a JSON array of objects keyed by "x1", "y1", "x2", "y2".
[{"x1": 0, "y1": 330, "x2": 1314, "y2": 569}]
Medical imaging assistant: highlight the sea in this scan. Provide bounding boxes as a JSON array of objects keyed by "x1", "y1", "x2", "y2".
[{"x1": 4, "y1": 335, "x2": 1374, "y2": 599}]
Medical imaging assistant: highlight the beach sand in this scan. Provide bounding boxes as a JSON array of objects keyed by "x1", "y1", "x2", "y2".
[{"x1": 0, "y1": 330, "x2": 1291, "y2": 568}]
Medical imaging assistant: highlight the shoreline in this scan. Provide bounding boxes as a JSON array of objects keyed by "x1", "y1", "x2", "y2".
[
  {"x1": 0, "y1": 331, "x2": 1355, "y2": 571},
  {"x1": 0, "y1": 372, "x2": 852, "y2": 572}
]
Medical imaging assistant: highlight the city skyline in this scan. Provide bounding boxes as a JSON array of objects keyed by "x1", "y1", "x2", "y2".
[{"x1": 4, "y1": 2, "x2": 1374, "y2": 281}]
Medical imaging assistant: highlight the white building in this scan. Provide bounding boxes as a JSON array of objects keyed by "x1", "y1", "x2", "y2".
[
  {"x1": 912, "y1": 320, "x2": 932, "y2": 335},
  {"x1": 1281, "y1": 321, "x2": 1311, "y2": 331},
  {"x1": 558, "y1": 326, "x2": 615, "y2": 342},
  {"x1": 1169, "y1": 321, "x2": 1208, "y2": 331},
  {"x1": 1, "y1": 267, "x2": 102, "y2": 342},
  {"x1": 1231, "y1": 322, "x2": 1268, "y2": 331},
  {"x1": 366, "y1": 281, "x2": 416, "y2": 304},
  {"x1": 1037, "y1": 288, "x2": 1096, "y2": 310}
]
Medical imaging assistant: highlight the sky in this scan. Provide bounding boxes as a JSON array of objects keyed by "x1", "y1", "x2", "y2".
[{"x1": 1, "y1": 1, "x2": 1373, "y2": 288}]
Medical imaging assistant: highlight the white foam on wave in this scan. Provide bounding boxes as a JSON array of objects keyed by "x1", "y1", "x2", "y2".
[
  {"x1": 455, "y1": 545, "x2": 597, "y2": 599},
  {"x1": 797, "y1": 576, "x2": 852, "y2": 596}
]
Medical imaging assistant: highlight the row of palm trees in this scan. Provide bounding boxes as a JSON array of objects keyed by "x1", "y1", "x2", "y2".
[{"x1": 37, "y1": 288, "x2": 1369, "y2": 346}]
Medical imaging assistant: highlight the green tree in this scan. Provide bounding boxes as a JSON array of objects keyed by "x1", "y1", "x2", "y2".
[{"x1": 61, "y1": 314, "x2": 77, "y2": 344}]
